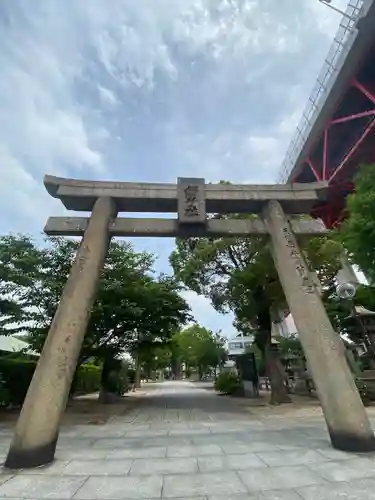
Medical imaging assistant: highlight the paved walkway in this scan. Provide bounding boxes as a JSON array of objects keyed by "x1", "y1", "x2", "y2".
[{"x1": 1, "y1": 381, "x2": 375, "y2": 499}]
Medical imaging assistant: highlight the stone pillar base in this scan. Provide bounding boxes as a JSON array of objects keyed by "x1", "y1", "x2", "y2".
[
  {"x1": 5, "y1": 436, "x2": 58, "y2": 469},
  {"x1": 329, "y1": 429, "x2": 375, "y2": 453}
]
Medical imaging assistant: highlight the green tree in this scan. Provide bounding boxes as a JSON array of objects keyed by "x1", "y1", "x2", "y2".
[
  {"x1": 174, "y1": 325, "x2": 226, "y2": 379},
  {"x1": 170, "y1": 213, "x2": 342, "y2": 404},
  {"x1": 325, "y1": 283, "x2": 375, "y2": 353},
  {"x1": 0, "y1": 234, "x2": 191, "y2": 397},
  {"x1": 341, "y1": 163, "x2": 375, "y2": 283},
  {"x1": 139, "y1": 344, "x2": 172, "y2": 380},
  {"x1": 0, "y1": 234, "x2": 46, "y2": 335}
]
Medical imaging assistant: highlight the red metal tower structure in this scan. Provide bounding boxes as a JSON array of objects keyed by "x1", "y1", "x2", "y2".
[{"x1": 278, "y1": 0, "x2": 375, "y2": 228}]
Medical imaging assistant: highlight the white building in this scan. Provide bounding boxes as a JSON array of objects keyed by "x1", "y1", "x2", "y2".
[
  {"x1": 227, "y1": 332, "x2": 254, "y2": 357},
  {"x1": 227, "y1": 310, "x2": 298, "y2": 358}
]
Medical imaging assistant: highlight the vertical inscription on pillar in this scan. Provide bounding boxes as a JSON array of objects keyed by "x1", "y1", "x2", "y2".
[
  {"x1": 282, "y1": 224, "x2": 315, "y2": 294},
  {"x1": 178, "y1": 178, "x2": 206, "y2": 224}
]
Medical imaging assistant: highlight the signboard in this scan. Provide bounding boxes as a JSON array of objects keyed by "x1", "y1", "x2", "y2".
[
  {"x1": 235, "y1": 352, "x2": 258, "y2": 383},
  {"x1": 177, "y1": 177, "x2": 206, "y2": 224}
]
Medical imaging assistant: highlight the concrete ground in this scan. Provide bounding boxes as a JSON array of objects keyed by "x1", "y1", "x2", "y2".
[{"x1": 1, "y1": 381, "x2": 375, "y2": 499}]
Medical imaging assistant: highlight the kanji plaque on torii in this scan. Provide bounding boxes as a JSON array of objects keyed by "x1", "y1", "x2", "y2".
[
  {"x1": 177, "y1": 177, "x2": 206, "y2": 224},
  {"x1": 5, "y1": 175, "x2": 375, "y2": 470}
]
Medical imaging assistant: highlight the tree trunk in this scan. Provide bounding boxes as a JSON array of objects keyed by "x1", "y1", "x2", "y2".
[
  {"x1": 135, "y1": 362, "x2": 141, "y2": 389},
  {"x1": 171, "y1": 357, "x2": 182, "y2": 380},
  {"x1": 265, "y1": 343, "x2": 292, "y2": 405},
  {"x1": 256, "y1": 304, "x2": 291, "y2": 405},
  {"x1": 98, "y1": 356, "x2": 112, "y2": 404}
]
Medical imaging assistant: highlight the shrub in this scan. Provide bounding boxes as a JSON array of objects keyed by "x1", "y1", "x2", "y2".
[
  {"x1": 107, "y1": 363, "x2": 135, "y2": 395},
  {"x1": 0, "y1": 373, "x2": 11, "y2": 407},
  {"x1": 74, "y1": 364, "x2": 101, "y2": 395},
  {"x1": 356, "y1": 378, "x2": 371, "y2": 406},
  {"x1": 0, "y1": 357, "x2": 37, "y2": 406},
  {"x1": 0, "y1": 357, "x2": 103, "y2": 407},
  {"x1": 215, "y1": 372, "x2": 244, "y2": 396}
]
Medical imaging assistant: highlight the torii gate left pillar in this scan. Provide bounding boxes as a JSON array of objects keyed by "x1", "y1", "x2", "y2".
[
  {"x1": 5, "y1": 175, "x2": 375, "y2": 470},
  {"x1": 5, "y1": 196, "x2": 117, "y2": 469}
]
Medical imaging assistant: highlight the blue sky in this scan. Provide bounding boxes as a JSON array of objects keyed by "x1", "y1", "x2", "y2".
[{"x1": 0, "y1": 0, "x2": 348, "y2": 338}]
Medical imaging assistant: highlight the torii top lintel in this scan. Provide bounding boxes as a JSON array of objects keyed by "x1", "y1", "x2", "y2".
[{"x1": 44, "y1": 175, "x2": 328, "y2": 215}]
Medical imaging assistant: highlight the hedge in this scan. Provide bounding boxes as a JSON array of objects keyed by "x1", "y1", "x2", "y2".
[
  {"x1": 73, "y1": 364, "x2": 101, "y2": 396},
  {"x1": 214, "y1": 372, "x2": 244, "y2": 396},
  {"x1": 0, "y1": 357, "x2": 102, "y2": 407}
]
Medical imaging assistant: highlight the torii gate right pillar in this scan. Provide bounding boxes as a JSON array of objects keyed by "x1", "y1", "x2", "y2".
[{"x1": 264, "y1": 200, "x2": 375, "y2": 452}]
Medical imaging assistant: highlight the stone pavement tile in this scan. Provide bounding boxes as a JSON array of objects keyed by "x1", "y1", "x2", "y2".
[
  {"x1": 198, "y1": 453, "x2": 267, "y2": 472},
  {"x1": 130, "y1": 457, "x2": 198, "y2": 475},
  {"x1": 62, "y1": 459, "x2": 133, "y2": 475},
  {"x1": 257, "y1": 449, "x2": 327, "y2": 467},
  {"x1": 79, "y1": 428, "x2": 126, "y2": 439},
  {"x1": 300, "y1": 428, "x2": 329, "y2": 437},
  {"x1": 162, "y1": 471, "x2": 247, "y2": 497},
  {"x1": 238, "y1": 464, "x2": 327, "y2": 491},
  {"x1": 274, "y1": 444, "x2": 305, "y2": 451},
  {"x1": 303, "y1": 439, "x2": 332, "y2": 450},
  {"x1": 126, "y1": 437, "x2": 193, "y2": 448},
  {"x1": 161, "y1": 437, "x2": 195, "y2": 446},
  {"x1": 56, "y1": 448, "x2": 110, "y2": 460},
  {"x1": 0, "y1": 475, "x2": 87, "y2": 499},
  {"x1": 125, "y1": 429, "x2": 169, "y2": 438},
  {"x1": 296, "y1": 477, "x2": 375, "y2": 499},
  {"x1": 160, "y1": 498, "x2": 205, "y2": 500},
  {"x1": 73, "y1": 475, "x2": 163, "y2": 499},
  {"x1": 190, "y1": 421, "x2": 216, "y2": 428},
  {"x1": 0, "y1": 472, "x2": 14, "y2": 484},
  {"x1": 59, "y1": 429, "x2": 87, "y2": 438},
  {"x1": 191, "y1": 435, "x2": 238, "y2": 446},
  {"x1": 92, "y1": 438, "x2": 129, "y2": 448},
  {"x1": 221, "y1": 442, "x2": 280, "y2": 454},
  {"x1": 0, "y1": 438, "x2": 11, "y2": 449},
  {"x1": 307, "y1": 457, "x2": 375, "y2": 482},
  {"x1": 107, "y1": 446, "x2": 167, "y2": 459},
  {"x1": 258, "y1": 432, "x2": 312, "y2": 448},
  {"x1": 169, "y1": 428, "x2": 210, "y2": 436},
  {"x1": 12, "y1": 460, "x2": 71, "y2": 475},
  {"x1": 0, "y1": 427, "x2": 13, "y2": 434},
  {"x1": 57, "y1": 437, "x2": 96, "y2": 449},
  {"x1": 152, "y1": 423, "x2": 190, "y2": 430},
  {"x1": 167, "y1": 444, "x2": 223, "y2": 458},
  {"x1": 208, "y1": 490, "x2": 303, "y2": 500},
  {"x1": 315, "y1": 448, "x2": 355, "y2": 461},
  {"x1": 256, "y1": 493, "x2": 306, "y2": 500}
]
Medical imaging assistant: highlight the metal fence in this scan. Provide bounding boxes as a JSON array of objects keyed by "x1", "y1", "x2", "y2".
[{"x1": 277, "y1": 0, "x2": 367, "y2": 183}]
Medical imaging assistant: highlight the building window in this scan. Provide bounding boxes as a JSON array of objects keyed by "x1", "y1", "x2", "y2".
[{"x1": 229, "y1": 342, "x2": 244, "y2": 349}]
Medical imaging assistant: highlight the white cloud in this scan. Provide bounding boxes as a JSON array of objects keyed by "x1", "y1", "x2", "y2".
[
  {"x1": 98, "y1": 85, "x2": 119, "y2": 107},
  {"x1": 0, "y1": 0, "x2": 346, "y2": 329},
  {"x1": 181, "y1": 290, "x2": 235, "y2": 338}
]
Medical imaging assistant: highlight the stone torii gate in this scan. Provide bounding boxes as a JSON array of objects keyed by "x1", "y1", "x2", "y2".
[{"x1": 5, "y1": 176, "x2": 375, "y2": 469}]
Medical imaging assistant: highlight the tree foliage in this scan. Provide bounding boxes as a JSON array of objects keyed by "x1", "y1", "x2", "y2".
[
  {"x1": 0, "y1": 234, "x2": 191, "y2": 367},
  {"x1": 170, "y1": 210, "x2": 342, "y2": 403},
  {"x1": 170, "y1": 215, "x2": 341, "y2": 338},
  {"x1": 173, "y1": 324, "x2": 226, "y2": 378},
  {"x1": 341, "y1": 163, "x2": 375, "y2": 283}
]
